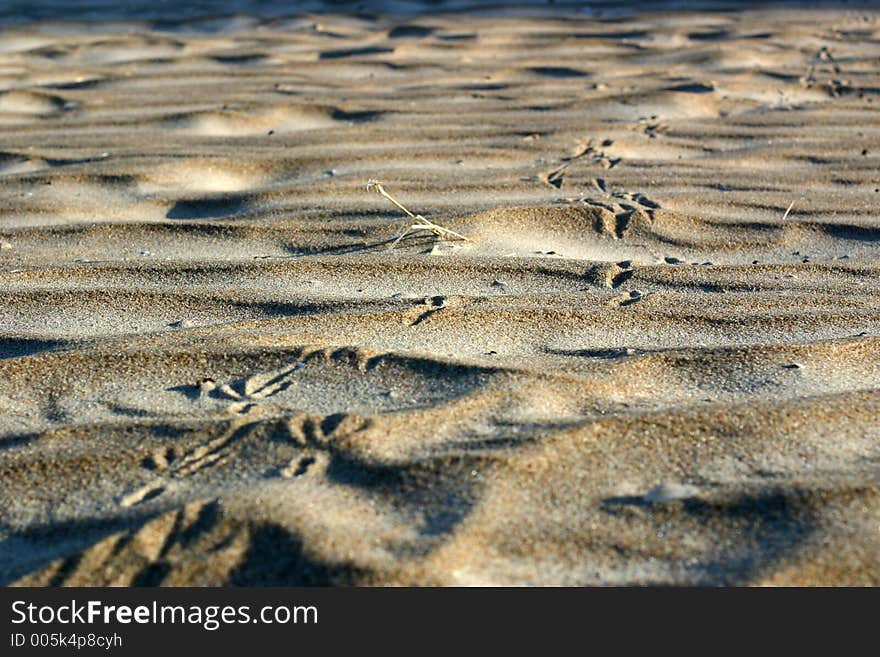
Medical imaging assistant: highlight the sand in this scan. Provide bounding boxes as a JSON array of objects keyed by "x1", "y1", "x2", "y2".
[{"x1": 1, "y1": 1, "x2": 879, "y2": 586}]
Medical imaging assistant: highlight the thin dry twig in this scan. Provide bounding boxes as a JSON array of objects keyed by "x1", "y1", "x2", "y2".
[
  {"x1": 781, "y1": 201, "x2": 794, "y2": 221},
  {"x1": 366, "y1": 179, "x2": 469, "y2": 249}
]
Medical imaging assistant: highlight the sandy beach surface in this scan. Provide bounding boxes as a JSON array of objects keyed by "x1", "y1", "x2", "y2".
[{"x1": 1, "y1": 1, "x2": 878, "y2": 586}]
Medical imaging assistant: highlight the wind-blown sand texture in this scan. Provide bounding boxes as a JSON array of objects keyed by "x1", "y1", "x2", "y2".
[{"x1": 1, "y1": 1, "x2": 879, "y2": 586}]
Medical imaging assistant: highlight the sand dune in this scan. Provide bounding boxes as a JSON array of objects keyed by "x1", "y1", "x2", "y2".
[{"x1": 1, "y1": 2, "x2": 879, "y2": 586}]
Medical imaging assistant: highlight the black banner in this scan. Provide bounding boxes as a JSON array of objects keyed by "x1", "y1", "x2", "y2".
[{"x1": 1, "y1": 587, "x2": 876, "y2": 654}]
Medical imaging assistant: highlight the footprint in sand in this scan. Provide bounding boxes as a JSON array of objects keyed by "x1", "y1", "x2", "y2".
[
  {"x1": 616, "y1": 290, "x2": 645, "y2": 307},
  {"x1": 203, "y1": 361, "x2": 307, "y2": 408},
  {"x1": 119, "y1": 480, "x2": 168, "y2": 508},
  {"x1": 279, "y1": 453, "x2": 324, "y2": 479}
]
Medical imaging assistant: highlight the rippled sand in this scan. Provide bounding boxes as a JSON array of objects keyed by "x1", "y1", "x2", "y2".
[{"x1": 1, "y1": 2, "x2": 879, "y2": 585}]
